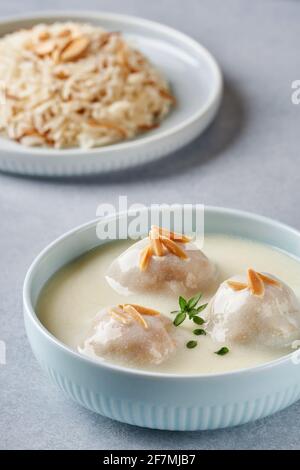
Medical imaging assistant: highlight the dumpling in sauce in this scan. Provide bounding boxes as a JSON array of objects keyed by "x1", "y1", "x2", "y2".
[
  {"x1": 206, "y1": 268, "x2": 300, "y2": 348},
  {"x1": 106, "y1": 226, "x2": 217, "y2": 296},
  {"x1": 79, "y1": 303, "x2": 181, "y2": 366}
]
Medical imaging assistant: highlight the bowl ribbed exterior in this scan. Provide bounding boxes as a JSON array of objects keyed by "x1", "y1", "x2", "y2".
[
  {"x1": 0, "y1": 111, "x2": 219, "y2": 177},
  {"x1": 43, "y1": 365, "x2": 300, "y2": 430}
]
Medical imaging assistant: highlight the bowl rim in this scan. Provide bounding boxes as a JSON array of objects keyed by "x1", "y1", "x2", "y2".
[
  {"x1": 23, "y1": 205, "x2": 300, "y2": 380},
  {"x1": 0, "y1": 10, "x2": 223, "y2": 157}
]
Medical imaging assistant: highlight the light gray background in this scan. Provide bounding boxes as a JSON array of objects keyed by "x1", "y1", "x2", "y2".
[{"x1": 1, "y1": 0, "x2": 300, "y2": 450}]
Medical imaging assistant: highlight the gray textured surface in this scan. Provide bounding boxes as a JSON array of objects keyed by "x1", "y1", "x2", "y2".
[{"x1": 1, "y1": 0, "x2": 300, "y2": 450}]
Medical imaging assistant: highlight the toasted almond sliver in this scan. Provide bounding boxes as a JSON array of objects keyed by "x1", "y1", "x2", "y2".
[
  {"x1": 149, "y1": 230, "x2": 164, "y2": 256},
  {"x1": 98, "y1": 32, "x2": 110, "y2": 48},
  {"x1": 57, "y1": 29, "x2": 72, "y2": 38},
  {"x1": 159, "y1": 89, "x2": 176, "y2": 104},
  {"x1": 258, "y1": 272, "x2": 281, "y2": 288},
  {"x1": 143, "y1": 80, "x2": 157, "y2": 86},
  {"x1": 109, "y1": 308, "x2": 130, "y2": 325},
  {"x1": 51, "y1": 48, "x2": 61, "y2": 64},
  {"x1": 123, "y1": 305, "x2": 148, "y2": 329},
  {"x1": 227, "y1": 280, "x2": 248, "y2": 291},
  {"x1": 139, "y1": 244, "x2": 152, "y2": 271},
  {"x1": 87, "y1": 119, "x2": 127, "y2": 138},
  {"x1": 24, "y1": 40, "x2": 34, "y2": 51},
  {"x1": 127, "y1": 304, "x2": 160, "y2": 316},
  {"x1": 55, "y1": 36, "x2": 74, "y2": 54},
  {"x1": 38, "y1": 31, "x2": 51, "y2": 41},
  {"x1": 54, "y1": 71, "x2": 70, "y2": 79},
  {"x1": 60, "y1": 36, "x2": 89, "y2": 62},
  {"x1": 34, "y1": 40, "x2": 55, "y2": 56},
  {"x1": 5, "y1": 91, "x2": 20, "y2": 100},
  {"x1": 21, "y1": 129, "x2": 51, "y2": 144},
  {"x1": 21, "y1": 129, "x2": 43, "y2": 137},
  {"x1": 110, "y1": 311, "x2": 127, "y2": 324},
  {"x1": 117, "y1": 41, "x2": 139, "y2": 73},
  {"x1": 138, "y1": 123, "x2": 159, "y2": 132},
  {"x1": 248, "y1": 269, "x2": 265, "y2": 296},
  {"x1": 152, "y1": 225, "x2": 191, "y2": 243},
  {"x1": 117, "y1": 41, "x2": 129, "y2": 66},
  {"x1": 160, "y1": 236, "x2": 188, "y2": 260}
]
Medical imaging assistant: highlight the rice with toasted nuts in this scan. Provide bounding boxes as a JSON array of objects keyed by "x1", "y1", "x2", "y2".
[{"x1": 0, "y1": 22, "x2": 174, "y2": 148}]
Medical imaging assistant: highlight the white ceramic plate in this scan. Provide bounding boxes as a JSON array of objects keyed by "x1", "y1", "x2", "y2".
[{"x1": 0, "y1": 11, "x2": 222, "y2": 177}]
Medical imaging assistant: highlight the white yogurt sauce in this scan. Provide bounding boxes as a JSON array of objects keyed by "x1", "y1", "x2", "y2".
[{"x1": 37, "y1": 234, "x2": 300, "y2": 374}]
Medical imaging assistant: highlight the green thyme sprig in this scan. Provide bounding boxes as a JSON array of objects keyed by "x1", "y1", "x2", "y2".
[
  {"x1": 171, "y1": 293, "x2": 208, "y2": 349},
  {"x1": 171, "y1": 293, "x2": 208, "y2": 327},
  {"x1": 215, "y1": 347, "x2": 229, "y2": 356},
  {"x1": 193, "y1": 328, "x2": 206, "y2": 336},
  {"x1": 186, "y1": 340, "x2": 198, "y2": 349},
  {"x1": 171, "y1": 294, "x2": 230, "y2": 356}
]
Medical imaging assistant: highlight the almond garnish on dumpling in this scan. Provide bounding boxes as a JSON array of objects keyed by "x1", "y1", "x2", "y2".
[
  {"x1": 126, "y1": 304, "x2": 160, "y2": 316},
  {"x1": 122, "y1": 304, "x2": 149, "y2": 329},
  {"x1": 109, "y1": 303, "x2": 160, "y2": 329},
  {"x1": 139, "y1": 244, "x2": 153, "y2": 271},
  {"x1": 139, "y1": 226, "x2": 190, "y2": 271},
  {"x1": 227, "y1": 280, "x2": 248, "y2": 291},
  {"x1": 149, "y1": 228, "x2": 164, "y2": 256},
  {"x1": 154, "y1": 226, "x2": 191, "y2": 243},
  {"x1": 248, "y1": 269, "x2": 265, "y2": 297},
  {"x1": 109, "y1": 307, "x2": 131, "y2": 325},
  {"x1": 160, "y1": 236, "x2": 188, "y2": 260},
  {"x1": 207, "y1": 269, "x2": 300, "y2": 348},
  {"x1": 227, "y1": 268, "x2": 281, "y2": 297},
  {"x1": 258, "y1": 272, "x2": 282, "y2": 287},
  {"x1": 106, "y1": 226, "x2": 217, "y2": 296},
  {"x1": 80, "y1": 304, "x2": 178, "y2": 365},
  {"x1": 109, "y1": 303, "x2": 161, "y2": 328}
]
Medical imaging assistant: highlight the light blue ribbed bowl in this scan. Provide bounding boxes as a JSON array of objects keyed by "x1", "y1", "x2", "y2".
[{"x1": 23, "y1": 206, "x2": 300, "y2": 430}]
